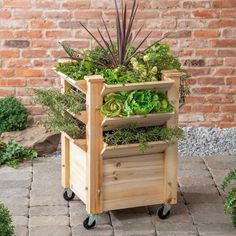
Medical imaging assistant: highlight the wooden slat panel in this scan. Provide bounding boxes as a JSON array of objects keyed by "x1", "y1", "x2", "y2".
[
  {"x1": 102, "y1": 112, "x2": 174, "y2": 131},
  {"x1": 61, "y1": 133, "x2": 70, "y2": 188},
  {"x1": 69, "y1": 142, "x2": 87, "y2": 204},
  {"x1": 56, "y1": 71, "x2": 87, "y2": 94},
  {"x1": 103, "y1": 153, "x2": 164, "y2": 211},
  {"x1": 61, "y1": 132, "x2": 87, "y2": 152},
  {"x1": 102, "y1": 80, "x2": 174, "y2": 96},
  {"x1": 102, "y1": 141, "x2": 168, "y2": 159}
]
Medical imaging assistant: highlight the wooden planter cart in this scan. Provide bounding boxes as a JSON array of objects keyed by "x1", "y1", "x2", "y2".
[{"x1": 59, "y1": 69, "x2": 182, "y2": 229}]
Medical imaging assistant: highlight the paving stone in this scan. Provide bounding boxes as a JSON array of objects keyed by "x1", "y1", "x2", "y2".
[
  {"x1": 114, "y1": 224, "x2": 155, "y2": 236},
  {"x1": 203, "y1": 156, "x2": 236, "y2": 171},
  {"x1": 70, "y1": 200, "x2": 110, "y2": 225},
  {"x1": 14, "y1": 226, "x2": 28, "y2": 236},
  {"x1": 0, "y1": 197, "x2": 29, "y2": 207},
  {"x1": 178, "y1": 177, "x2": 214, "y2": 187},
  {"x1": 197, "y1": 223, "x2": 236, "y2": 235},
  {"x1": 0, "y1": 167, "x2": 32, "y2": 181},
  {"x1": 178, "y1": 169, "x2": 211, "y2": 178},
  {"x1": 29, "y1": 205, "x2": 68, "y2": 216},
  {"x1": 150, "y1": 203, "x2": 192, "y2": 224},
  {"x1": 30, "y1": 194, "x2": 67, "y2": 206},
  {"x1": 7, "y1": 203, "x2": 28, "y2": 216},
  {"x1": 72, "y1": 225, "x2": 113, "y2": 236},
  {"x1": 0, "y1": 187, "x2": 29, "y2": 198},
  {"x1": 29, "y1": 226, "x2": 71, "y2": 236},
  {"x1": 155, "y1": 223, "x2": 197, "y2": 235},
  {"x1": 0, "y1": 179, "x2": 31, "y2": 188},
  {"x1": 12, "y1": 216, "x2": 28, "y2": 226},
  {"x1": 29, "y1": 216, "x2": 69, "y2": 227}
]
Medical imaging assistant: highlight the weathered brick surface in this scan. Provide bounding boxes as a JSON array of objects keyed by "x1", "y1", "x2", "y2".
[{"x1": 0, "y1": 0, "x2": 236, "y2": 126}]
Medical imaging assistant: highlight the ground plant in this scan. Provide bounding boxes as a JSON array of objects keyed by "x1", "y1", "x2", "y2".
[
  {"x1": 222, "y1": 168, "x2": 236, "y2": 228},
  {"x1": 0, "y1": 139, "x2": 37, "y2": 168},
  {"x1": 0, "y1": 96, "x2": 28, "y2": 135},
  {"x1": 0, "y1": 203, "x2": 14, "y2": 236}
]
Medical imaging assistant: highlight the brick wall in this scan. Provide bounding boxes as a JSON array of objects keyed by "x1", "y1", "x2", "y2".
[{"x1": 0, "y1": 0, "x2": 236, "y2": 127}]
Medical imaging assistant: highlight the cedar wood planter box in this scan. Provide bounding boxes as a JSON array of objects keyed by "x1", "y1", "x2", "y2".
[{"x1": 59, "y1": 69, "x2": 182, "y2": 214}]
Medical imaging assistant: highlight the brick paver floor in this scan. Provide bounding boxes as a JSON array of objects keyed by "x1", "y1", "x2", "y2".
[{"x1": 0, "y1": 155, "x2": 236, "y2": 236}]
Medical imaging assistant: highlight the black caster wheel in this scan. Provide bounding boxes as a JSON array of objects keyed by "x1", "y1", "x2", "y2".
[
  {"x1": 83, "y1": 216, "x2": 96, "y2": 230},
  {"x1": 63, "y1": 189, "x2": 75, "y2": 201},
  {"x1": 158, "y1": 205, "x2": 171, "y2": 219}
]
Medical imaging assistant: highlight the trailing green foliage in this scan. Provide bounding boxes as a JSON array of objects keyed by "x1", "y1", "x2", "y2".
[
  {"x1": 104, "y1": 126, "x2": 183, "y2": 152},
  {"x1": 0, "y1": 203, "x2": 14, "y2": 236},
  {"x1": 0, "y1": 139, "x2": 37, "y2": 168},
  {"x1": 31, "y1": 88, "x2": 86, "y2": 138},
  {"x1": 0, "y1": 96, "x2": 28, "y2": 135},
  {"x1": 101, "y1": 90, "x2": 173, "y2": 117},
  {"x1": 222, "y1": 168, "x2": 236, "y2": 228}
]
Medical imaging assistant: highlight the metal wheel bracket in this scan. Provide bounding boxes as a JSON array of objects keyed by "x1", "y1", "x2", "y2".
[
  {"x1": 65, "y1": 188, "x2": 73, "y2": 198},
  {"x1": 163, "y1": 204, "x2": 171, "y2": 215},
  {"x1": 88, "y1": 214, "x2": 96, "y2": 226}
]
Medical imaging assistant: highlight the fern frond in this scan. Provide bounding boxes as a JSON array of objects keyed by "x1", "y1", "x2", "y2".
[
  {"x1": 222, "y1": 168, "x2": 236, "y2": 190},
  {"x1": 224, "y1": 187, "x2": 236, "y2": 213}
]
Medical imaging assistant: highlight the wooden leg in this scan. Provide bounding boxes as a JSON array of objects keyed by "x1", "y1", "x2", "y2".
[{"x1": 61, "y1": 133, "x2": 70, "y2": 188}]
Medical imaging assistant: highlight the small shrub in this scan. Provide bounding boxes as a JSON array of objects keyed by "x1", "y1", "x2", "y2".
[
  {"x1": 0, "y1": 203, "x2": 14, "y2": 236},
  {"x1": 0, "y1": 96, "x2": 28, "y2": 135}
]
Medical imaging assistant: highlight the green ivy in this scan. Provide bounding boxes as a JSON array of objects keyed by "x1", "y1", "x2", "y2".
[
  {"x1": 0, "y1": 96, "x2": 28, "y2": 135},
  {"x1": 0, "y1": 203, "x2": 14, "y2": 236},
  {"x1": 222, "y1": 168, "x2": 236, "y2": 228},
  {"x1": 0, "y1": 139, "x2": 37, "y2": 168}
]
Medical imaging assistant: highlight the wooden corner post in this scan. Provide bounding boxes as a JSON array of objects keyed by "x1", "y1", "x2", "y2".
[
  {"x1": 162, "y1": 70, "x2": 181, "y2": 204},
  {"x1": 85, "y1": 75, "x2": 104, "y2": 214},
  {"x1": 61, "y1": 77, "x2": 72, "y2": 189}
]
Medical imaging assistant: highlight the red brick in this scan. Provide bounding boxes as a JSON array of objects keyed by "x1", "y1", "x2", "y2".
[
  {"x1": 8, "y1": 59, "x2": 31, "y2": 67},
  {"x1": 6, "y1": 78, "x2": 26, "y2": 87},
  {"x1": 5, "y1": 40, "x2": 30, "y2": 48},
  {"x1": 222, "y1": 105, "x2": 236, "y2": 112},
  {"x1": 162, "y1": 11, "x2": 190, "y2": 18},
  {"x1": 27, "y1": 78, "x2": 54, "y2": 86},
  {"x1": 33, "y1": 60, "x2": 55, "y2": 67},
  {"x1": 0, "y1": 88, "x2": 15, "y2": 96},
  {"x1": 226, "y1": 77, "x2": 236, "y2": 85},
  {"x1": 208, "y1": 20, "x2": 235, "y2": 28},
  {"x1": 213, "y1": 1, "x2": 236, "y2": 8},
  {"x1": 13, "y1": 10, "x2": 42, "y2": 19},
  {"x1": 31, "y1": 40, "x2": 57, "y2": 48},
  {"x1": 22, "y1": 50, "x2": 48, "y2": 58},
  {"x1": 211, "y1": 39, "x2": 236, "y2": 47},
  {"x1": 63, "y1": 1, "x2": 90, "y2": 9},
  {"x1": 0, "y1": 50, "x2": 19, "y2": 58},
  {"x1": 45, "y1": 31, "x2": 72, "y2": 38},
  {"x1": 0, "y1": 31, "x2": 13, "y2": 38},
  {"x1": 31, "y1": 20, "x2": 55, "y2": 28},
  {"x1": 198, "y1": 77, "x2": 225, "y2": 85},
  {"x1": 167, "y1": 30, "x2": 191, "y2": 38},
  {"x1": 3, "y1": 0, "x2": 31, "y2": 8},
  {"x1": 35, "y1": 0, "x2": 59, "y2": 8},
  {"x1": 206, "y1": 59, "x2": 223, "y2": 67},
  {"x1": 192, "y1": 104, "x2": 219, "y2": 113},
  {"x1": 221, "y1": 10, "x2": 236, "y2": 17},
  {"x1": 44, "y1": 11, "x2": 71, "y2": 19},
  {"x1": 220, "y1": 87, "x2": 236, "y2": 94},
  {"x1": 218, "y1": 49, "x2": 236, "y2": 57},
  {"x1": 195, "y1": 49, "x2": 217, "y2": 57},
  {"x1": 206, "y1": 95, "x2": 234, "y2": 104},
  {"x1": 219, "y1": 123, "x2": 236, "y2": 128},
  {"x1": 214, "y1": 68, "x2": 235, "y2": 76},
  {"x1": 224, "y1": 59, "x2": 236, "y2": 66},
  {"x1": 192, "y1": 87, "x2": 218, "y2": 94},
  {"x1": 0, "y1": 69, "x2": 14, "y2": 77},
  {"x1": 186, "y1": 68, "x2": 210, "y2": 76},
  {"x1": 0, "y1": 10, "x2": 11, "y2": 18},
  {"x1": 179, "y1": 105, "x2": 191, "y2": 113},
  {"x1": 73, "y1": 10, "x2": 102, "y2": 19},
  {"x1": 194, "y1": 30, "x2": 220, "y2": 37},
  {"x1": 192, "y1": 10, "x2": 220, "y2": 18},
  {"x1": 15, "y1": 30, "x2": 42, "y2": 38},
  {"x1": 206, "y1": 114, "x2": 234, "y2": 123},
  {"x1": 15, "y1": 68, "x2": 44, "y2": 77},
  {"x1": 185, "y1": 96, "x2": 205, "y2": 104},
  {"x1": 150, "y1": 0, "x2": 179, "y2": 9},
  {"x1": 183, "y1": 1, "x2": 210, "y2": 8},
  {"x1": 62, "y1": 40, "x2": 90, "y2": 48}
]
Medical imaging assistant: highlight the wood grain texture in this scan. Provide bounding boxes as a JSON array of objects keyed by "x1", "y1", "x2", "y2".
[
  {"x1": 102, "y1": 112, "x2": 174, "y2": 131},
  {"x1": 102, "y1": 141, "x2": 168, "y2": 159},
  {"x1": 69, "y1": 141, "x2": 87, "y2": 204},
  {"x1": 61, "y1": 133, "x2": 70, "y2": 188},
  {"x1": 103, "y1": 153, "x2": 165, "y2": 211},
  {"x1": 85, "y1": 75, "x2": 104, "y2": 214}
]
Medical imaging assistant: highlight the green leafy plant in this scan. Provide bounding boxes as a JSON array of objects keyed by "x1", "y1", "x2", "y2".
[
  {"x1": 0, "y1": 203, "x2": 14, "y2": 236},
  {"x1": 104, "y1": 126, "x2": 183, "y2": 152},
  {"x1": 222, "y1": 168, "x2": 236, "y2": 228},
  {"x1": 0, "y1": 139, "x2": 37, "y2": 168},
  {"x1": 0, "y1": 96, "x2": 28, "y2": 135},
  {"x1": 31, "y1": 88, "x2": 86, "y2": 138},
  {"x1": 101, "y1": 90, "x2": 173, "y2": 117}
]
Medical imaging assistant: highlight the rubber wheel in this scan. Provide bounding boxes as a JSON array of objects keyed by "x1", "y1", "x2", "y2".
[
  {"x1": 158, "y1": 206, "x2": 171, "y2": 219},
  {"x1": 83, "y1": 216, "x2": 96, "y2": 230},
  {"x1": 63, "y1": 190, "x2": 75, "y2": 201}
]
